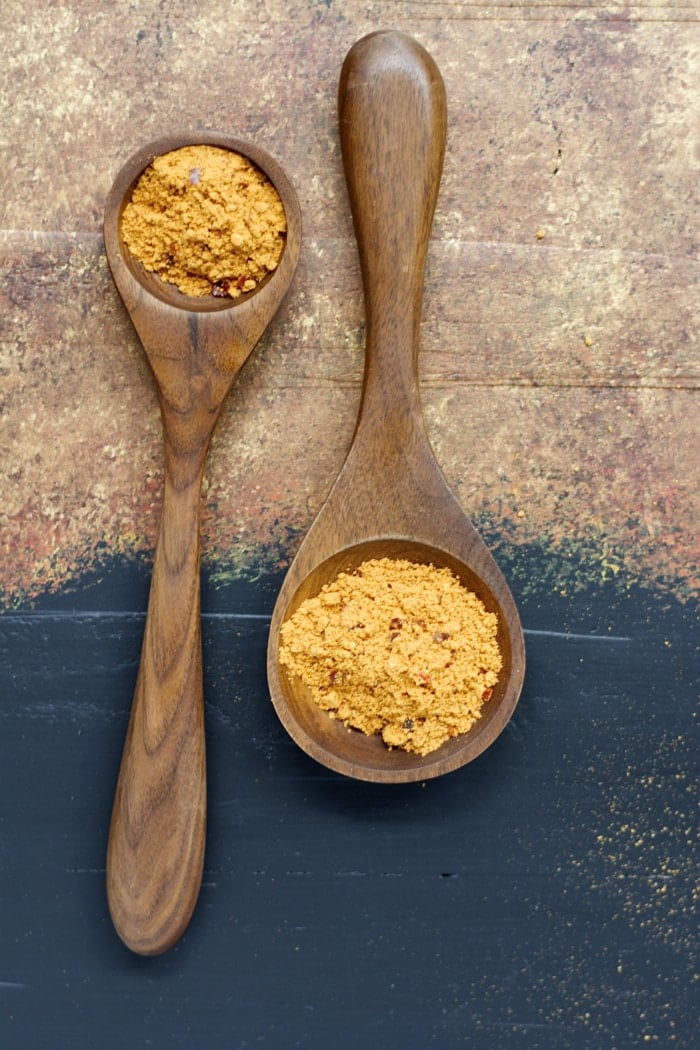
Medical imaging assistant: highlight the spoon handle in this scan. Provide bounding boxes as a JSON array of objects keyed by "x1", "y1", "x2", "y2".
[
  {"x1": 338, "y1": 30, "x2": 447, "y2": 441},
  {"x1": 106, "y1": 433, "x2": 207, "y2": 955}
]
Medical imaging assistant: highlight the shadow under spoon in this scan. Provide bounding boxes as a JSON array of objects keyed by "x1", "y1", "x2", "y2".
[
  {"x1": 267, "y1": 31, "x2": 525, "y2": 784},
  {"x1": 103, "y1": 132, "x2": 301, "y2": 954}
]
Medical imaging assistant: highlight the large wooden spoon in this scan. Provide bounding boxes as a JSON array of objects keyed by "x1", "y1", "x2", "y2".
[
  {"x1": 103, "y1": 132, "x2": 300, "y2": 954},
  {"x1": 267, "y1": 31, "x2": 524, "y2": 783}
]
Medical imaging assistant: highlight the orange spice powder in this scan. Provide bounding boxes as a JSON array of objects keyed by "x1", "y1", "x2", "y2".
[{"x1": 279, "y1": 557, "x2": 502, "y2": 756}]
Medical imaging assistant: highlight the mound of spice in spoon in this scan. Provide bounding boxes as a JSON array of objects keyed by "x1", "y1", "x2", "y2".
[
  {"x1": 279, "y1": 557, "x2": 502, "y2": 756},
  {"x1": 120, "y1": 143, "x2": 286, "y2": 298}
]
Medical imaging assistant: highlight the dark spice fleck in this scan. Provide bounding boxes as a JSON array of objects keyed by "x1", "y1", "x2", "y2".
[{"x1": 211, "y1": 279, "x2": 233, "y2": 298}]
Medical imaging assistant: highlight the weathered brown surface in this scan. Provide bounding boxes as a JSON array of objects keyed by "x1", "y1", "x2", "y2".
[{"x1": 1, "y1": 1, "x2": 698, "y2": 607}]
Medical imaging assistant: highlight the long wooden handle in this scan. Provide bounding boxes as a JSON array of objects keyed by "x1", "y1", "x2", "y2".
[
  {"x1": 338, "y1": 31, "x2": 447, "y2": 433},
  {"x1": 106, "y1": 429, "x2": 208, "y2": 955}
]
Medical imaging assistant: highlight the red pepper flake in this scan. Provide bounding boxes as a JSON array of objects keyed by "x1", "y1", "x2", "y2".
[
  {"x1": 482, "y1": 687, "x2": 494, "y2": 701},
  {"x1": 211, "y1": 278, "x2": 233, "y2": 298},
  {"x1": 212, "y1": 274, "x2": 252, "y2": 298},
  {"x1": 389, "y1": 617, "x2": 403, "y2": 631},
  {"x1": 433, "y1": 630, "x2": 450, "y2": 643}
]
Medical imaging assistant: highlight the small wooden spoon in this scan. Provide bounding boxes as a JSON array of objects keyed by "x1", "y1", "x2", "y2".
[
  {"x1": 103, "y1": 132, "x2": 300, "y2": 954},
  {"x1": 267, "y1": 31, "x2": 525, "y2": 783}
]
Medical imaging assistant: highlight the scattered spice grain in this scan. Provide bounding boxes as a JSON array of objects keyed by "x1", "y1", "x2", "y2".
[
  {"x1": 120, "y1": 144, "x2": 286, "y2": 298},
  {"x1": 279, "y1": 557, "x2": 502, "y2": 756}
]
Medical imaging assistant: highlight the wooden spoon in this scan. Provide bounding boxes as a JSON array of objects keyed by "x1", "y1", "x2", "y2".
[
  {"x1": 267, "y1": 31, "x2": 524, "y2": 783},
  {"x1": 103, "y1": 132, "x2": 300, "y2": 954}
]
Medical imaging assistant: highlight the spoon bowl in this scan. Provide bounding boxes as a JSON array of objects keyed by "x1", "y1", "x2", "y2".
[
  {"x1": 103, "y1": 131, "x2": 300, "y2": 954},
  {"x1": 267, "y1": 32, "x2": 524, "y2": 783},
  {"x1": 274, "y1": 537, "x2": 521, "y2": 781}
]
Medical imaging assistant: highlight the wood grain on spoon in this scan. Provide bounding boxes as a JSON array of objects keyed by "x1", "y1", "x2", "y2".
[
  {"x1": 103, "y1": 133, "x2": 300, "y2": 954},
  {"x1": 267, "y1": 32, "x2": 525, "y2": 782}
]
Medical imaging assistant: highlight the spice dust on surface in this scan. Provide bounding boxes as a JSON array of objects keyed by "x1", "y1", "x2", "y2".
[
  {"x1": 279, "y1": 558, "x2": 502, "y2": 755},
  {"x1": 120, "y1": 144, "x2": 286, "y2": 298}
]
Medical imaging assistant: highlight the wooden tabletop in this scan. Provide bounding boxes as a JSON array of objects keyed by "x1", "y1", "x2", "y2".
[{"x1": 1, "y1": 3, "x2": 697, "y2": 1048}]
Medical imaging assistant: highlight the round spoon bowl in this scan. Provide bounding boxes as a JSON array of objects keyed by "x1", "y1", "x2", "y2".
[
  {"x1": 105, "y1": 130, "x2": 300, "y2": 318},
  {"x1": 270, "y1": 537, "x2": 522, "y2": 783}
]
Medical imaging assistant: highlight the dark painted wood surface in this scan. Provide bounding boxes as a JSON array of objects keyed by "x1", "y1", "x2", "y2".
[{"x1": 1, "y1": 558, "x2": 697, "y2": 1048}]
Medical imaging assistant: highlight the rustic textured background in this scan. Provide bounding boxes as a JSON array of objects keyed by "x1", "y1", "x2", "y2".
[{"x1": 2, "y1": 0, "x2": 697, "y2": 608}]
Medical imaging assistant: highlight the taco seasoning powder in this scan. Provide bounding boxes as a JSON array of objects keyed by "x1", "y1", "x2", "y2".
[
  {"x1": 278, "y1": 557, "x2": 502, "y2": 756},
  {"x1": 119, "y1": 144, "x2": 286, "y2": 298}
]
